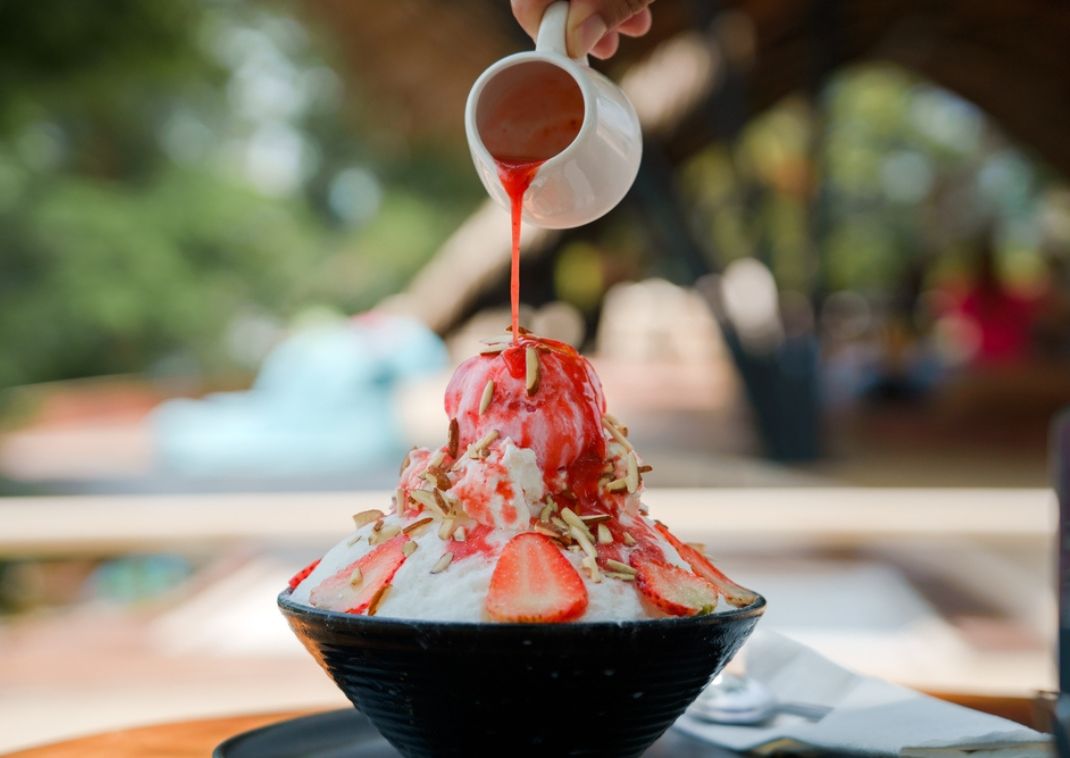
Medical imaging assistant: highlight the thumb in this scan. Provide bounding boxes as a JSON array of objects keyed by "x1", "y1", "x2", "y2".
[{"x1": 566, "y1": 0, "x2": 653, "y2": 57}]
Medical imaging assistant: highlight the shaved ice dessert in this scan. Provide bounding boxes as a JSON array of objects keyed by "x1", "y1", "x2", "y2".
[{"x1": 287, "y1": 330, "x2": 755, "y2": 623}]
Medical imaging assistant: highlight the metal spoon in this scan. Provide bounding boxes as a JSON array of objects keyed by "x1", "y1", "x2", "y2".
[{"x1": 686, "y1": 673, "x2": 832, "y2": 726}]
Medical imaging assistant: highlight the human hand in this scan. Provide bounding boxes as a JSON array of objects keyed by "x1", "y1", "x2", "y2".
[{"x1": 511, "y1": 0, "x2": 654, "y2": 60}]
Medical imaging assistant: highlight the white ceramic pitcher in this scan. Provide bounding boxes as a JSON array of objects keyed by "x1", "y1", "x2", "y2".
[{"x1": 465, "y1": 1, "x2": 642, "y2": 229}]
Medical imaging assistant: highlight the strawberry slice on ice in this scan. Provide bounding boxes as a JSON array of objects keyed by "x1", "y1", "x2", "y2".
[
  {"x1": 486, "y1": 532, "x2": 588, "y2": 622},
  {"x1": 630, "y1": 555, "x2": 719, "y2": 617},
  {"x1": 654, "y1": 522, "x2": 757, "y2": 607},
  {"x1": 310, "y1": 535, "x2": 410, "y2": 615},
  {"x1": 288, "y1": 557, "x2": 321, "y2": 590}
]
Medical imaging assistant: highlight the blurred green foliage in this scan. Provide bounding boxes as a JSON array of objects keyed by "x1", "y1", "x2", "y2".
[
  {"x1": 0, "y1": 0, "x2": 480, "y2": 389},
  {"x1": 679, "y1": 64, "x2": 1058, "y2": 301}
]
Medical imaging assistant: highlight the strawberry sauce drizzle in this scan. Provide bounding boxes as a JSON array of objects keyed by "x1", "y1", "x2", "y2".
[
  {"x1": 448, "y1": 523, "x2": 496, "y2": 562},
  {"x1": 444, "y1": 335, "x2": 606, "y2": 482},
  {"x1": 495, "y1": 160, "x2": 543, "y2": 343}
]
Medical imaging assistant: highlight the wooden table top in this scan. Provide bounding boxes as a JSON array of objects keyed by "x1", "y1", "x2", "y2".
[{"x1": 1, "y1": 693, "x2": 1049, "y2": 758}]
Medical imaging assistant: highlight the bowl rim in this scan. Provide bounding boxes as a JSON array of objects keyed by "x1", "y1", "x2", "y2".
[{"x1": 278, "y1": 587, "x2": 766, "y2": 631}]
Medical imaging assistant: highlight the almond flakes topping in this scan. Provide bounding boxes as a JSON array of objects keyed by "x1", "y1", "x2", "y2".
[
  {"x1": 370, "y1": 523, "x2": 400, "y2": 545},
  {"x1": 403, "y1": 517, "x2": 434, "y2": 535},
  {"x1": 626, "y1": 452, "x2": 640, "y2": 493},
  {"x1": 447, "y1": 418, "x2": 459, "y2": 459},
  {"x1": 560, "y1": 507, "x2": 593, "y2": 541},
  {"x1": 352, "y1": 509, "x2": 385, "y2": 529},
  {"x1": 623, "y1": 532, "x2": 637, "y2": 546},
  {"x1": 525, "y1": 346, "x2": 540, "y2": 395},
  {"x1": 367, "y1": 584, "x2": 391, "y2": 615},
  {"x1": 406, "y1": 488, "x2": 445, "y2": 518},
  {"x1": 605, "y1": 558, "x2": 637, "y2": 575},
  {"x1": 597, "y1": 524, "x2": 613, "y2": 544},
  {"x1": 579, "y1": 514, "x2": 612, "y2": 524},
  {"x1": 348, "y1": 567, "x2": 363, "y2": 586},
  {"x1": 570, "y1": 526, "x2": 598, "y2": 560},
  {"x1": 601, "y1": 415, "x2": 634, "y2": 452},
  {"x1": 430, "y1": 552, "x2": 453, "y2": 574},
  {"x1": 479, "y1": 380, "x2": 495, "y2": 415},
  {"x1": 402, "y1": 541, "x2": 418, "y2": 557}
]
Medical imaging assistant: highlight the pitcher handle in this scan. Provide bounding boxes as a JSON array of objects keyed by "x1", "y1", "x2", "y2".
[{"x1": 536, "y1": 2, "x2": 587, "y2": 63}]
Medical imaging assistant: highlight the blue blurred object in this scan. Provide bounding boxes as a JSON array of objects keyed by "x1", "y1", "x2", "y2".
[{"x1": 152, "y1": 314, "x2": 446, "y2": 477}]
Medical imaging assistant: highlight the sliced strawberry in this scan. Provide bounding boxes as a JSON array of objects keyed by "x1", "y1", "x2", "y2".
[
  {"x1": 288, "y1": 558, "x2": 321, "y2": 590},
  {"x1": 630, "y1": 554, "x2": 719, "y2": 617},
  {"x1": 486, "y1": 532, "x2": 588, "y2": 623},
  {"x1": 310, "y1": 535, "x2": 409, "y2": 615},
  {"x1": 654, "y1": 521, "x2": 757, "y2": 607}
]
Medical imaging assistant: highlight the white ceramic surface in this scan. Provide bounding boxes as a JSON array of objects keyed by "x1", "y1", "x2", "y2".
[{"x1": 465, "y1": 2, "x2": 642, "y2": 229}]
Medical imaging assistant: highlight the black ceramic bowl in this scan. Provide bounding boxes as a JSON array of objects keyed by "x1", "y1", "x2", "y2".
[{"x1": 279, "y1": 590, "x2": 764, "y2": 757}]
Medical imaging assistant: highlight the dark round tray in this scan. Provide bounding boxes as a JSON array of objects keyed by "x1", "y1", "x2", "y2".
[{"x1": 214, "y1": 708, "x2": 742, "y2": 757}]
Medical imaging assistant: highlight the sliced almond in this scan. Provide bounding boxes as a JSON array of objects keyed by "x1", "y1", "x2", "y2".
[
  {"x1": 605, "y1": 478, "x2": 628, "y2": 492},
  {"x1": 532, "y1": 524, "x2": 565, "y2": 541},
  {"x1": 470, "y1": 429, "x2": 499, "y2": 458},
  {"x1": 348, "y1": 567, "x2": 363, "y2": 586},
  {"x1": 432, "y1": 489, "x2": 451, "y2": 516},
  {"x1": 402, "y1": 541, "x2": 418, "y2": 557},
  {"x1": 453, "y1": 526, "x2": 467, "y2": 542},
  {"x1": 638, "y1": 464, "x2": 654, "y2": 474},
  {"x1": 423, "y1": 470, "x2": 450, "y2": 491},
  {"x1": 479, "y1": 380, "x2": 495, "y2": 415},
  {"x1": 430, "y1": 552, "x2": 453, "y2": 574},
  {"x1": 605, "y1": 571, "x2": 636, "y2": 582},
  {"x1": 581, "y1": 555, "x2": 603, "y2": 583},
  {"x1": 367, "y1": 584, "x2": 391, "y2": 616},
  {"x1": 370, "y1": 524, "x2": 401, "y2": 545},
  {"x1": 352, "y1": 509, "x2": 385, "y2": 529},
  {"x1": 560, "y1": 507, "x2": 593, "y2": 541},
  {"x1": 579, "y1": 514, "x2": 612, "y2": 524},
  {"x1": 438, "y1": 517, "x2": 455, "y2": 540},
  {"x1": 403, "y1": 517, "x2": 434, "y2": 535},
  {"x1": 409, "y1": 489, "x2": 445, "y2": 516},
  {"x1": 601, "y1": 415, "x2": 634, "y2": 452},
  {"x1": 447, "y1": 418, "x2": 459, "y2": 459},
  {"x1": 597, "y1": 524, "x2": 613, "y2": 545},
  {"x1": 605, "y1": 558, "x2": 637, "y2": 575},
  {"x1": 525, "y1": 346, "x2": 540, "y2": 395},
  {"x1": 539, "y1": 503, "x2": 554, "y2": 523},
  {"x1": 623, "y1": 531, "x2": 637, "y2": 546},
  {"x1": 570, "y1": 526, "x2": 598, "y2": 560},
  {"x1": 626, "y1": 452, "x2": 639, "y2": 493}
]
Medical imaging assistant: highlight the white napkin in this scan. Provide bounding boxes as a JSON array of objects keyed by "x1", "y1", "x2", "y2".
[{"x1": 673, "y1": 630, "x2": 1050, "y2": 757}]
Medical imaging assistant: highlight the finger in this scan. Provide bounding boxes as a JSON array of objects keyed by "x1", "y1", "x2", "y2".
[
  {"x1": 511, "y1": 0, "x2": 555, "y2": 40},
  {"x1": 617, "y1": 8, "x2": 653, "y2": 38},
  {"x1": 567, "y1": 0, "x2": 654, "y2": 57},
  {"x1": 590, "y1": 30, "x2": 620, "y2": 60}
]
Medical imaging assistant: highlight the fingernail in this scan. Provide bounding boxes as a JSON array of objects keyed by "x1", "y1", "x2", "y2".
[{"x1": 572, "y1": 15, "x2": 607, "y2": 57}]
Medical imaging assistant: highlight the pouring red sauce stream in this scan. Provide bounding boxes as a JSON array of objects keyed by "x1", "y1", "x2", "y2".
[{"x1": 495, "y1": 160, "x2": 543, "y2": 344}]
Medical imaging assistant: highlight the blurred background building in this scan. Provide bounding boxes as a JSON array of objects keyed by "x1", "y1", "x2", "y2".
[{"x1": 1, "y1": 0, "x2": 1068, "y2": 751}]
